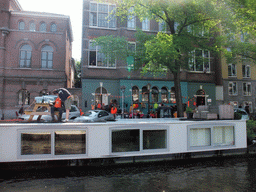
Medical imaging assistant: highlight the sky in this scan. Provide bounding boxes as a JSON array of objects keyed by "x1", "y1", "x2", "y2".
[{"x1": 18, "y1": 0, "x2": 83, "y2": 61}]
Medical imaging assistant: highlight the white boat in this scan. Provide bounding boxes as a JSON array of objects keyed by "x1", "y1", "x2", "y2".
[{"x1": 0, "y1": 119, "x2": 248, "y2": 169}]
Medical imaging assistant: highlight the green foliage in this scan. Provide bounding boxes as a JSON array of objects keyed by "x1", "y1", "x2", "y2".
[
  {"x1": 234, "y1": 112, "x2": 242, "y2": 120},
  {"x1": 247, "y1": 120, "x2": 256, "y2": 140},
  {"x1": 74, "y1": 60, "x2": 81, "y2": 88}
]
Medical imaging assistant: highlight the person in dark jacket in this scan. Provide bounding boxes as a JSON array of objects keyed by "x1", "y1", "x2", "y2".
[{"x1": 53, "y1": 88, "x2": 73, "y2": 122}]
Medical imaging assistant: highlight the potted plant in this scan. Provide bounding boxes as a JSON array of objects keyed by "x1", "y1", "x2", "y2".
[{"x1": 186, "y1": 107, "x2": 193, "y2": 119}]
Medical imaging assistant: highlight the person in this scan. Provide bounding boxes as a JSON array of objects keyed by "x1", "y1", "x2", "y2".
[
  {"x1": 111, "y1": 105, "x2": 117, "y2": 119},
  {"x1": 51, "y1": 92, "x2": 62, "y2": 122},
  {"x1": 245, "y1": 103, "x2": 250, "y2": 119},
  {"x1": 53, "y1": 88, "x2": 73, "y2": 122},
  {"x1": 18, "y1": 104, "x2": 24, "y2": 115}
]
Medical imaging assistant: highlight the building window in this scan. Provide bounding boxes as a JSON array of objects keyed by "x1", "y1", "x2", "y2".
[
  {"x1": 243, "y1": 82, "x2": 252, "y2": 96},
  {"x1": 18, "y1": 21, "x2": 25, "y2": 30},
  {"x1": 189, "y1": 50, "x2": 210, "y2": 72},
  {"x1": 41, "y1": 45, "x2": 53, "y2": 69},
  {"x1": 112, "y1": 129, "x2": 140, "y2": 152},
  {"x1": 142, "y1": 18, "x2": 150, "y2": 31},
  {"x1": 95, "y1": 87, "x2": 107, "y2": 105},
  {"x1": 242, "y1": 64, "x2": 251, "y2": 78},
  {"x1": 19, "y1": 44, "x2": 32, "y2": 68},
  {"x1": 127, "y1": 7, "x2": 135, "y2": 29},
  {"x1": 161, "y1": 87, "x2": 168, "y2": 103},
  {"x1": 89, "y1": 41, "x2": 116, "y2": 68},
  {"x1": 132, "y1": 86, "x2": 139, "y2": 102},
  {"x1": 170, "y1": 87, "x2": 176, "y2": 103},
  {"x1": 18, "y1": 89, "x2": 30, "y2": 105},
  {"x1": 39, "y1": 22, "x2": 46, "y2": 32},
  {"x1": 50, "y1": 23, "x2": 57, "y2": 32},
  {"x1": 142, "y1": 86, "x2": 149, "y2": 102},
  {"x1": 152, "y1": 87, "x2": 159, "y2": 103},
  {"x1": 89, "y1": 2, "x2": 116, "y2": 28},
  {"x1": 29, "y1": 22, "x2": 36, "y2": 31},
  {"x1": 228, "y1": 64, "x2": 237, "y2": 77},
  {"x1": 159, "y1": 20, "x2": 166, "y2": 32},
  {"x1": 228, "y1": 82, "x2": 238, "y2": 95},
  {"x1": 213, "y1": 126, "x2": 234, "y2": 146}
]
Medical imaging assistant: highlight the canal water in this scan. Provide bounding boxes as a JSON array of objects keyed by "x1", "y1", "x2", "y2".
[{"x1": 1, "y1": 156, "x2": 256, "y2": 192}]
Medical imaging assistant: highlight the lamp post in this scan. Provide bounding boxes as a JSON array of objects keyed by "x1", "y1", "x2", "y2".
[
  {"x1": 100, "y1": 82, "x2": 103, "y2": 106},
  {"x1": 120, "y1": 85, "x2": 126, "y2": 119},
  {"x1": 147, "y1": 83, "x2": 151, "y2": 116}
]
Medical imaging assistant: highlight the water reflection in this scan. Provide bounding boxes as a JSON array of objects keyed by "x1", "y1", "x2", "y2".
[{"x1": 1, "y1": 157, "x2": 256, "y2": 191}]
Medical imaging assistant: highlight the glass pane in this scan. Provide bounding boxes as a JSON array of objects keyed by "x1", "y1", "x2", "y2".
[
  {"x1": 112, "y1": 129, "x2": 140, "y2": 152},
  {"x1": 98, "y1": 13, "x2": 108, "y2": 27},
  {"x1": 40, "y1": 23, "x2": 46, "y2": 32},
  {"x1": 19, "y1": 21, "x2": 25, "y2": 30},
  {"x1": 143, "y1": 130, "x2": 167, "y2": 150},
  {"x1": 90, "y1": 12, "x2": 97, "y2": 26},
  {"x1": 90, "y1": 3, "x2": 97, "y2": 12},
  {"x1": 42, "y1": 46, "x2": 53, "y2": 52},
  {"x1": 51, "y1": 24, "x2": 57, "y2": 32},
  {"x1": 27, "y1": 51, "x2": 31, "y2": 59},
  {"x1": 21, "y1": 133, "x2": 51, "y2": 155},
  {"x1": 190, "y1": 128, "x2": 211, "y2": 147},
  {"x1": 55, "y1": 131, "x2": 86, "y2": 155},
  {"x1": 20, "y1": 60, "x2": 25, "y2": 68},
  {"x1": 42, "y1": 52, "x2": 47, "y2": 60},
  {"x1": 20, "y1": 51, "x2": 26, "y2": 59},
  {"x1": 89, "y1": 51, "x2": 96, "y2": 66},
  {"x1": 42, "y1": 60, "x2": 46, "y2": 68},
  {"x1": 98, "y1": 4, "x2": 108, "y2": 12},
  {"x1": 213, "y1": 126, "x2": 234, "y2": 145},
  {"x1": 26, "y1": 60, "x2": 31, "y2": 67},
  {"x1": 30, "y1": 23, "x2": 35, "y2": 31},
  {"x1": 48, "y1": 61, "x2": 53, "y2": 69},
  {"x1": 48, "y1": 52, "x2": 53, "y2": 60}
]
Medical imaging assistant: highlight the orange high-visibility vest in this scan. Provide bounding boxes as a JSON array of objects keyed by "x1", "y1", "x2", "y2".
[
  {"x1": 111, "y1": 107, "x2": 117, "y2": 114},
  {"x1": 54, "y1": 97, "x2": 62, "y2": 108}
]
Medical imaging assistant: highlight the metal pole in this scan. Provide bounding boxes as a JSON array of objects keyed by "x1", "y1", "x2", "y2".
[{"x1": 122, "y1": 90, "x2": 124, "y2": 118}]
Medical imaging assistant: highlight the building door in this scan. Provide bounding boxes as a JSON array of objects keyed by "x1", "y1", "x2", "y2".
[{"x1": 195, "y1": 89, "x2": 206, "y2": 106}]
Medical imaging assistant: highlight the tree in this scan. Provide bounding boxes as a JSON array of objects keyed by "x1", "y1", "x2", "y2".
[
  {"x1": 74, "y1": 60, "x2": 81, "y2": 88},
  {"x1": 93, "y1": 0, "x2": 234, "y2": 117}
]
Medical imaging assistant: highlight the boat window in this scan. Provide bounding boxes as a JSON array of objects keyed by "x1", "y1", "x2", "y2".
[
  {"x1": 112, "y1": 129, "x2": 140, "y2": 152},
  {"x1": 190, "y1": 128, "x2": 211, "y2": 147},
  {"x1": 55, "y1": 130, "x2": 86, "y2": 155},
  {"x1": 21, "y1": 132, "x2": 51, "y2": 155},
  {"x1": 143, "y1": 130, "x2": 167, "y2": 150},
  {"x1": 213, "y1": 126, "x2": 234, "y2": 146}
]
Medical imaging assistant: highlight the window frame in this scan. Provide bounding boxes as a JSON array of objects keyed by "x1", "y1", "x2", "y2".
[
  {"x1": 88, "y1": 40, "x2": 116, "y2": 68},
  {"x1": 18, "y1": 128, "x2": 87, "y2": 159},
  {"x1": 50, "y1": 23, "x2": 57, "y2": 32},
  {"x1": 18, "y1": 21, "x2": 25, "y2": 30},
  {"x1": 41, "y1": 45, "x2": 53, "y2": 69},
  {"x1": 39, "y1": 22, "x2": 47, "y2": 32},
  {"x1": 142, "y1": 18, "x2": 150, "y2": 31},
  {"x1": 29, "y1": 22, "x2": 36, "y2": 31},
  {"x1": 189, "y1": 49, "x2": 211, "y2": 72},
  {"x1": 228, "y1": 63, "x2": 237, "y2": 77},
  {"x1": 19, "y1": 44, "x2": 32, "y2": 68},
  {"x1": 243, "y1": 82, "x2": 252, "y2": 96},
  {"x1": 228, "y1": 81, "x2": 238, "y2": 96},
  {"x1": 127, "y1": 7, "x2": 136, "y2": 30},
  {"x1": 187, "y1": 123, "x2": 236, "y2": 151},
  {"x1": 242, "y1": 64, "x2": 251, "y2": 78},
  {"x1": 89, "y1": 2, "x2": 116, "y2": 29},
  {"x1": 110, "y1": 125, "x2": 169, "y2": 154},
  {"x1": 18, "y1": 89, "x2": 30, "y2": 105}
]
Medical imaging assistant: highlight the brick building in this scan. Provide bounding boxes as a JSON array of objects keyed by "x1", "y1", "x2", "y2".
[
  {"x1": 0, "y1": 0, "x2": 74, "y2": 119},
  {"x1": 81, "y1": 0, "x2": 221, "y2": 114}
]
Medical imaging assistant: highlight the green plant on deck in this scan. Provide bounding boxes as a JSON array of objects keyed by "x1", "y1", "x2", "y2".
[
  {"x1": 246, "y1": 120, "x2": 256, "y2": 140},
  {"x1": 186, "y1": 107, "x2": 193, "y2": 113}
]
